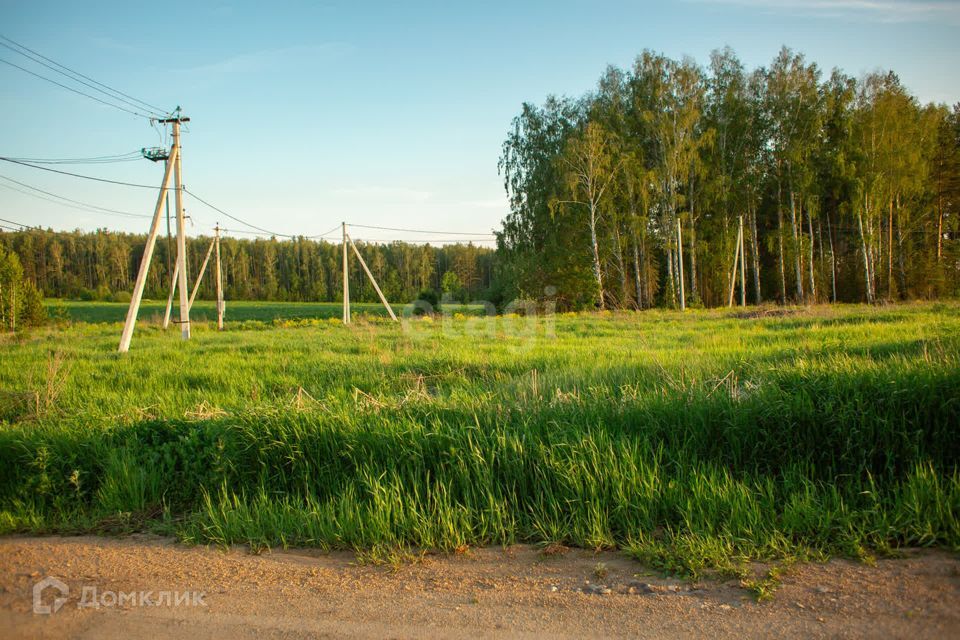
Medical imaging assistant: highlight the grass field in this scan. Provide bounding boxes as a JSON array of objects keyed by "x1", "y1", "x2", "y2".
[{"x1": 1, "y1": 302, "x2": 958, "y2": 579}]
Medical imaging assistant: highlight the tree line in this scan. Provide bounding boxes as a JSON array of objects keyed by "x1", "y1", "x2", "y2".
[
  {"x1": 497, "y1": 46, "x2": 960, "y2": 309},
  {"x1": 5, "y1": 46, "x2": 958, "y2": 316},
  {"x1": 0, "y1": 227, "x2": 495, "y2": 305},
  {"x1": 0, "y1": 243, "x2": 45, "y2": 330}
]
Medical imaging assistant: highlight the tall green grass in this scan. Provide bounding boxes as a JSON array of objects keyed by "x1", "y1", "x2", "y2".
[{"x1": 1, "y1": 302, "x2": 958, "y2": 574}]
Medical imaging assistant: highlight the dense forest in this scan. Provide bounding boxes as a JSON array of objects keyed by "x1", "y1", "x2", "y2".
[
  {"x1": 497, "y1": 46, "x2": 960, "y2": 309},
  {"x1": 0, "y1": 228, "x2": 495, "y2": 305}
]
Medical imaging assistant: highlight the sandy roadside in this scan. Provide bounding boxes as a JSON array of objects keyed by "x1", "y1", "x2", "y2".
[{"x1": 1, "y1": 535, "x2": 958, "y2": 639}]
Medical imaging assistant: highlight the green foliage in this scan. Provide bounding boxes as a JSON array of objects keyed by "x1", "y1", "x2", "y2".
[
  {"x1": 415, "y1": 289, "x2": 439, "y2": 312},
  {"x1": 440, "y1": 270, "x2": 461, "y2": 293},
  {"x1": 0, "y1": 302, "x2": 957, "y2": 575},
  {"x1": 0, "y1": 229, "x2": 494, "y2": 306},
  {"x1": 498, "y1": 46, "x2": 960, "y2": 309},
  {"x1": 0, "y1": 243, "x2": 46, "y2": 330}
]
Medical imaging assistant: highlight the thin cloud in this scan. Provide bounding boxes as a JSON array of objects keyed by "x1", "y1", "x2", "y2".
[{"x1": 688, "y1": 0, "x2": 960, "y2": 24}]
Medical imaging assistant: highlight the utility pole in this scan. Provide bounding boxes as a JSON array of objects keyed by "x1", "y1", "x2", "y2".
[
  {"x1": 162, "y1": 191, "x2": 176, "y2": 329},
  {"x1": 346, "y1": 232, "x2": 398, "y2": 321},
  {"x1": 739, "y1": 215, "x2": 747, "y2": 307},
  {"x1": 118, "y1": 150, "x2": 177, "y2": 352},
  {"x1": 187, "y1": 235, "x2": 216, "y2": 311},
  {"x1": 164, "y1": 192, "x2": 172, "y2": 290},
  {"x1": 119, "y1": 111, "x2": 190, "y2": 352},
  {"x1": 728, "y1": 218, "x2": 743, "y2": 307},
  {"x1": 169, "y1": 116, "x2": 191, "y2": 341},
  {"x1": 676, "y1": 218, "x2": 685, "y2": 311},
  {"x1": 215, "y1": 223, "x2": 224, "y2": 330},
  {"x1": 162, "y1": 260, "x2": 178, "y2": 329},
  {"x1": 342, "y1": 222, "x2": 350, "y2": 324}
]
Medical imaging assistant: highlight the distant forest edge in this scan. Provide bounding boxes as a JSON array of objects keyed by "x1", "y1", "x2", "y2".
[
  {"x1": 496, "y1": 46, "x2": 960, "y2": 308},
  {"x1": 2, "y1": 45, "x2": 959, "y2": 311},
  {"x1": 0, "y1": 231, "x2": 496, "y2": 305}
]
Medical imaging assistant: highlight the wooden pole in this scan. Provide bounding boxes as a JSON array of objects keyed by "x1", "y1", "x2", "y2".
[
  {"x1": 118, "y1": 149, "x2": 178, "y2": 352},
  {"x1": 162, "y1": 259, "x2": 178, "y2": 329},
  {"x1": 676, "y1": 218, "x2": 685, "y2": 311},
  {"x1": 342, "y1": 222, "x2": 350, "y2": 324},
  {"x1": 347, "y1": 233, "x2": 398, "y2": 321},
  {"x1": 187, "y1": 236, "x2": 216, "y2": 311},
  {"x1": 739, "y1": 215, "x2": 747, "y2": 307},
  {"x1": 172, "y1": 121, "x2": 190, "y2": 340},
  {"x1": 215, "y1": 224, "x2": 224, "y2": 330},
  {"x1": 728, "y1": 222, "x2": 743, "y2": 307}
]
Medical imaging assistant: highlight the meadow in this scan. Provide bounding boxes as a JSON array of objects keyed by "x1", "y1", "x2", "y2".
[{"x1": 0, "y1": 301, "x2": 958, "y2": 581}]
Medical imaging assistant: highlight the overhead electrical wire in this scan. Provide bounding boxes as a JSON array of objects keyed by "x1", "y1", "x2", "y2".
[
  {"x1": 350, "y1": 236, "x2": 496, "y2": 245},
  {"x1": 311, "y1": 223, "x2": 343, "y2": 239},
  {"x1": 347, "y1": 222, "x2": 495, "y2": 237},
  {"x1": 218, "y1": 226, "x2": 331, "y2": 239},
  {"x1": 0, "y1": 174, "x2": 151, "y2": 218},
  {"x1": 1, "y1": 36, "x2": 498, "y2": 245},
  {"x1": 184, "y1": 188, "x2": 304, "y2": 238},
  {"x1": 3, "y1": 151, "x2": 143, "y2": 165},
  {"x1": 0, "y1": 215, "x2": 32, "y2": 228},
  {"x1": 0, "y1": 34, "x2": 170, "y2": 117},
  {"x1": 0, "y1": 157, "x2": 158, "y2": 188},
  {"x1": 1, "y1": 151, "x2": 497, "y2": 243},
  {"x1": 0, "y1": 43, "x2": 166, "y2": 119},
  {"x1": 0, "y1": 58, "x2": 156, "y2": 120}
]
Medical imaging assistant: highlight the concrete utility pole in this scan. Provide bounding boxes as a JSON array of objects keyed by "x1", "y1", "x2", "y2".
[
  {"x1": 171, "y1": 118, "x2": 191, "y2": 341},
  {"x1": 187, "y1": 236, "x2": 216, "y2": 311},
  {"x1": 162, "y1": 260, "x2": 179, "y2": 329},
  {"x1": 739, "y1": 215, "x2": 747, "y2": 307},
  {"x1": 118, "y1": 112, "x2": 191, "y2": 352},
  {"x1": 676, "y1": 218, "x2": 686, "y2": 311},
  {"x1": 347, "y1": 232, "x2": 398, "y2": 321},
  {"x1": 342, "y1": 222, "x2": 351, "y2": 324},
  {"x1": 215, "y1": 223, "x2": 224, "y2": 330},
  {"x1": 728, "y1": 217, "x2": 743, "y2": 307},
  {"x1": 118, "y1": 149, "x2": 177, "y2": 352}
]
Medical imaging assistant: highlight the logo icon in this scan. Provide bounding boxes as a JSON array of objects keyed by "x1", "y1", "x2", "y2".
[{"x1": 33, "y1": 576, "x2": 69, "y2": 615}]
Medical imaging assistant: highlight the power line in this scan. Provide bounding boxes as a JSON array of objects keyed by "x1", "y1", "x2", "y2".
[
  {"x1": 0, "y1": 215, "x2": 32, "y2": 228},
  {"x1": 311, "y1": 223, "x2": 343, "y2": 239},
  {"x1": 0, "y1": 41, "x2": 167, "y2": 119},
  {"x1": 0, "y1": 58, "x2": 154, "y2": 119},
  {"x1": 0, "y1": 157, "x2": 158, "y2": 188},
  {"x1": 184, "y1": 188, "x2": 305, "y2": 238},
  {"x1": 218, "y1": 226, "x2": 341, "y2": 240},
  {"x1": 2, "y1": 151, "x2": 143, "y2": 165},
  {"x1": 213, "y1": 227, "x2": 494, "y2": 245},
  {"x1": 152, "y1": 189, "x2": 494, "y2": 243},
  {"x1": 1, "y1": 156, "x2": 497, "y2": 241},
  {"x1": 0, "y1": 174, "x2": 151, "y2": 218},
  {"x1": 347, "y1": 222, "x2": 495, "y2": 237},
  {"x1": 351, "y1": 236, "x2": 497, "y2": 245},
  {"x1": 0, "y1": 34, "x2": 169, "y2": 117}
]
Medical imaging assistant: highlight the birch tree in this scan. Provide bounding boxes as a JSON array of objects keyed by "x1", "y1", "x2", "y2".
[{"x1": 553, "y1": 121, "x2": 621, "y2": 309}]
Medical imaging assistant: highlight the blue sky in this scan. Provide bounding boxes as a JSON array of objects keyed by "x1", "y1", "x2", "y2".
[{"x1": 1, "y1": 0, "x2": 958, "y2": 244}]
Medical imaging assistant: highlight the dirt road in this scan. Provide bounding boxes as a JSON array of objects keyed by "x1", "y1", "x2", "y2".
[{"x1": 1, "y1": 535, "x2": 958, "y2": 639}]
